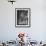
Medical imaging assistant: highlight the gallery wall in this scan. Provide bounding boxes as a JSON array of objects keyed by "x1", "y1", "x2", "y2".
[{"x1": 0, "y1": 0, "x2": 46, "y2": 42}]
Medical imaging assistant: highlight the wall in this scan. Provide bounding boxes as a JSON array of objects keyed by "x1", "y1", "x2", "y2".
[{"x1": 0, "y1": 0, "x2": 46, "y2": 42}]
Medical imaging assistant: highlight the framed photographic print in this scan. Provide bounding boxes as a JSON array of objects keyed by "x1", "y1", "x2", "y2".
[{"x1": 15, "y1": 8, "x2": 31, "y2": 27}]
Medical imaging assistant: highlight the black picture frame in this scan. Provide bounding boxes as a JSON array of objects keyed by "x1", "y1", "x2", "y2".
[{"x1": 15, "y1": 8, "x2": 31, "y2": 28}]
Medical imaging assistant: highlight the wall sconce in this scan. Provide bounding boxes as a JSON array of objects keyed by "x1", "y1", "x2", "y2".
[{"x1": 8, "y1": 0, "x2": 16, "y2": 4}]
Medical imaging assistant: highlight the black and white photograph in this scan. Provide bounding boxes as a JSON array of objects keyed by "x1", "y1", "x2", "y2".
[{"x1": 15, "y1": 8, "x2": 31, "y2": 27}]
